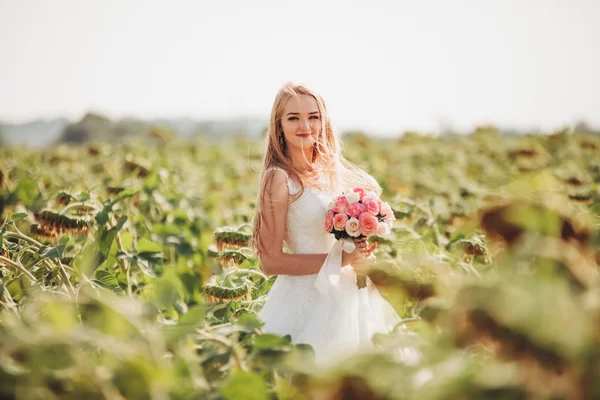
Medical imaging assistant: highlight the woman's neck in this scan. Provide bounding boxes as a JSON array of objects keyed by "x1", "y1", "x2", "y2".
[{"x1": 288, "y1": 146, "x2": 315, "y2": 173}]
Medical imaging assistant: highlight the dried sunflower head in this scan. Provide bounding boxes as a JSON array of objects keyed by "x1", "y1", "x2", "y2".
[
  {"x1": 35, "y1": 211, "x2": 89, "y2": 237},
  {"x1": 123, "y1": 160, "x2": 150, "y2": 177},
  {"x1": 214, "y1": 229, "x2": 252, "y2": 251},
  {"x1": 31, "y1": 223, "x2": 57, "y2": 239},
  {"x1": 56, "y1": 192, "x2": 74, "y2": 206},
  {"x1": 0, "y1": 249, "x2": 10, "y2": 266},
  {"x1": 107, "y1": 186, "x2": 125, "y2": 195},
  {"x1": 215, "y1": 249, "x2": 252, "y2": 267},
  {"x1": 87, "y1": 145, "x2": 100, "y2": 156},
  {"x1": 202, "y1": 281, "x2": 251, "y2": 303}
]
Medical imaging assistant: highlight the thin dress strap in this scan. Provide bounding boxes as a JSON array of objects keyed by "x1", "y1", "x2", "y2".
[{"x1": 264, "y1": 166, "x2": 293, "y2": 194}]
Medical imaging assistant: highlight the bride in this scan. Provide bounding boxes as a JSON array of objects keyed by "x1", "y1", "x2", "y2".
[{"x1": 251, "y1": 82, "x2": 412, "y2": 367}]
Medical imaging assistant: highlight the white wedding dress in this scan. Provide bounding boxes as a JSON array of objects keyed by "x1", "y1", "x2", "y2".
[{"x1": 258, "y1": 167, "x2": 417, "y2": 367}]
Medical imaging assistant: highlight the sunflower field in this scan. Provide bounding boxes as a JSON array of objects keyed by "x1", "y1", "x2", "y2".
[{"x1": 1, "y1": 126, "x2": 600, "y2": 399}]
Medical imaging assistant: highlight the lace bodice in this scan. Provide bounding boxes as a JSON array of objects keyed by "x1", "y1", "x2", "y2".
[{"x1": 266, "y1": 167, "x2": 336, "y2": 255}]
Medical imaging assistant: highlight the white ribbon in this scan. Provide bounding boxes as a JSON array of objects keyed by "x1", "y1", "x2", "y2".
[{"x1": 315, "y1": 238, "x2": 356, "y2": 295}]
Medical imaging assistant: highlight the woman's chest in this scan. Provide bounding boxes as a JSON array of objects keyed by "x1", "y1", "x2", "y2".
[{"x1": 286, "y1": 188, "x2": 333, "y2": 235}]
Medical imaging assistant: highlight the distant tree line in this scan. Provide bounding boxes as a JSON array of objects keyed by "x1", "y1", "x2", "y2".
[
  {"x1": 55, "y1": 112, "x2": 265, "y2": 145},
  {"x1": 57, "y1": 112, "x2": 160, "y2": 144}
]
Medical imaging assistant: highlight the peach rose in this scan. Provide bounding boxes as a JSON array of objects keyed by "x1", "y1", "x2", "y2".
[
  {"x1": 363, "y1": 198, "x2": 379, "y2": 215},
  {"x1": 359, "y1": 212, "x2": 378, "y2": 236},
  {"x1": 333, "y1": 213, "x2": 348, "y2": 231},
  {"x1": 347, "y1": 202, "x2": 365, "y2": 218},
  {"x1": 324, "y1": 210, "x2": 334, "y2": 232},
  {"x1": 345, "y1": 217, "x2": 361, "y2": 237}
]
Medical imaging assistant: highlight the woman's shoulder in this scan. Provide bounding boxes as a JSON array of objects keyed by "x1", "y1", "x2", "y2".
[
  {"x1": 264, "y1": 166, "x2": 289, "y2": 179},
  {"x1": 262, "y1": 166, "x2": 302, "y2": 195}
]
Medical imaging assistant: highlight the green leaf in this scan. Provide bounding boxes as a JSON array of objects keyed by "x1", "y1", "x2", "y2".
[
  {"x1": 59, "y1": 234, "x2": 70, "y2": 246},
  {"x1": 156, "y1": 273, "x2": 181, "y2": 310},
  {"x1": 120, "y1": 231, "x2": 133, "y2": 251},
  {"x1": 236, "y1": 313, "x2": 264, "y2": 330},
  {"x1": 180, "y1": 273, "x2": 202, "y2": 297},
  {"x1": 173, "y1": 299, "x2": 188, "y2": 315},
  {"x1": 179, "y1": 304, "x2": 205, "y2": 325},
  {"x1": 144, "y1": 170, "x2": 159, "y2": 191},
  {"x1": 99, "y1": 216, "x2": 127, "y2": 256},
  {"x1": 164, "y1": 304, "x2": 205, "y2": 345},
  {"x1": 16, "y1": 177, "x2": 37, "y2": 207},
  {"x1": 95, "y1": 210, "x2": 109, "y2": 226},
  {"x1": 9, "y1": 212, "x2": 28, "y2": 222},
  {"x1": 220, "y1": 371, "x2": 268, "y2": 400},
  {"x1": 254, "y1": 277, "x2": 276, "y2": 298},
  {"x1": 135, "y1": 258, "x2": 158, "y2": 278},
  {"x1": 0, "y1": 282, "x2": 4, "y2": 298},
  {"x1": 43, "y1": 243, "x2": 67, "y2": 259},
  {"x1": 253, "y1": 334, "x2": 290, "y2": 350},
  {"x1": 137, "y1": 237, "x2": 162, "y2": 253},
  {"x1": 94, "y1": 270, "x2": 121, "y2": 292},
  {"x1": 110, "y1": 188, "x2": 140, "y2": 206},
  {"x1": 77, "y1": 192, "x2": 91, "y2": 202}
]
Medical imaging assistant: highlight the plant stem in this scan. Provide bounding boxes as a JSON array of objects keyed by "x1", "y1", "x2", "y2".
[
  {"x1": 222, "y1": 269, "x2": 267, "y2": 284},
  {"x1": 20, "y1": 248, "x2": 76, "y2": 296},
  {"x1": 0, "y1": 256, "x2": 36, "y2": 282},
  {"x1": 4, "y1": 231, "x2": 44, "y2": 248},
  {"x1": 107, "y1": 214, "x2": 131, "y2": 297},
  {"x1": 57, "y1": 259, "x2": 76, "y2": 297},
  {"x1": 194, "y1": 331, "x2": 248, "y2": 371}
]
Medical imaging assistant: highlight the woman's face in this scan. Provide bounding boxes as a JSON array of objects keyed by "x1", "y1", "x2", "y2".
[{"x1": 280, "y1": 94, "x2": 321, "y2": 150}]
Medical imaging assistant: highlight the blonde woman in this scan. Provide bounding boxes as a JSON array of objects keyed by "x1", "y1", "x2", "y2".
[{"x1": 252, "y1": 83, "x2": 412, "y2": 366}]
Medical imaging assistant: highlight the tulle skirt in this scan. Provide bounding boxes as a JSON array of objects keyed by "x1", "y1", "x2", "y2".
[{"x1": 258, "y1": 265, "x2": 407, "y2": 367}]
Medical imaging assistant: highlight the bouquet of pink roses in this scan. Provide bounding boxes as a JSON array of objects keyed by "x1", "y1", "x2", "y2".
[
  {"x1": 324, "y1": 187, "x2": 395, "y2": 288},
  {"x1": 324, "y1": 187, "x2": 395, "y2": 241}
]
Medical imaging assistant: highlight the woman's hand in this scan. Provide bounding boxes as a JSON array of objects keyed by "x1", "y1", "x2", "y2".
[{"x1": 341, "y1": 237, "x2": 377, "y2": 266}]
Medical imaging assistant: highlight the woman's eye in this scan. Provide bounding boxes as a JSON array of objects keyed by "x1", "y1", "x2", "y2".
[
  {"x1": 288, "y1": 117, "x2": 298, "y2": 121},
  {"x1": 310, "y1": 115, "x2": 320, "y2": 120}
]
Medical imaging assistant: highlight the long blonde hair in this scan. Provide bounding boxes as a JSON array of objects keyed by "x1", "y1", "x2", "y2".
[{"x1": 251, "y1": 82, "x2": 381, "y2": 254}]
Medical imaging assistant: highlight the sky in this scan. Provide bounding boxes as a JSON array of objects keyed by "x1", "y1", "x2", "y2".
[{"x1": 1, "y1": 0, "x2": 599, "y2": 134}]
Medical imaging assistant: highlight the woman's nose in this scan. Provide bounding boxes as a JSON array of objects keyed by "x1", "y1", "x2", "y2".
[{"x1": 299, "y1": 119, "x2": 311, "y2": 131}]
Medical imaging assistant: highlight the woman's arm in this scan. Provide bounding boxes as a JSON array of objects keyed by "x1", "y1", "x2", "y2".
[
  {"x1": 256, "y1": 169, "x2": 327, "y2": 276},
  {"x1": 256, "y1": 169, "x2": 369, "y2": 276}
]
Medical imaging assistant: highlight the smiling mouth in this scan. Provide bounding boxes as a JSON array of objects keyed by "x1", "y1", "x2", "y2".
[{"x1": 296, "y1": 134, "x2": 311, "y2": 138}]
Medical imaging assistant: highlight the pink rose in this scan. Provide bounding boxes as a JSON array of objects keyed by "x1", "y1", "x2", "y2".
[
  {"x1": 359, "y1": 212, "x2": 378, "y2": 236},
  {"x1": 345, "y1": 217, "x2": 361, "y2": 237},
  {"x1": 347, "y1": 202, "x2": 365, "y2": 218},
  {"x1": 333, "y1": 213, "x2": 348, "y2": 231},
  {"x1": 324, "y1": 210, "x2": 334, "y2": 232},
  {"x1": 353, "y1": 187, "x2": 367, "y2": 200},
  {"x1": 384, "y1": 214, "x2": 395, "y2": 225},
  {"x1": 333, "y1": 197, "x2": 348, "y2": 214},
  {"x1": 377, "y1": 221, "x2": 391, "y2": 236},
  {"x1": 379, "y1": 202, "x2": 393, "y2": 218},
  {"x1": 363, "y1": 198, "x2": 379, "y2": 215}
]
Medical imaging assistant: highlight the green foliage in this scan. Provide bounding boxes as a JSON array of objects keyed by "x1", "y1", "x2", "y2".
[{"x1": 2, "y1": 130, "x2": 600, "y2": 398}]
